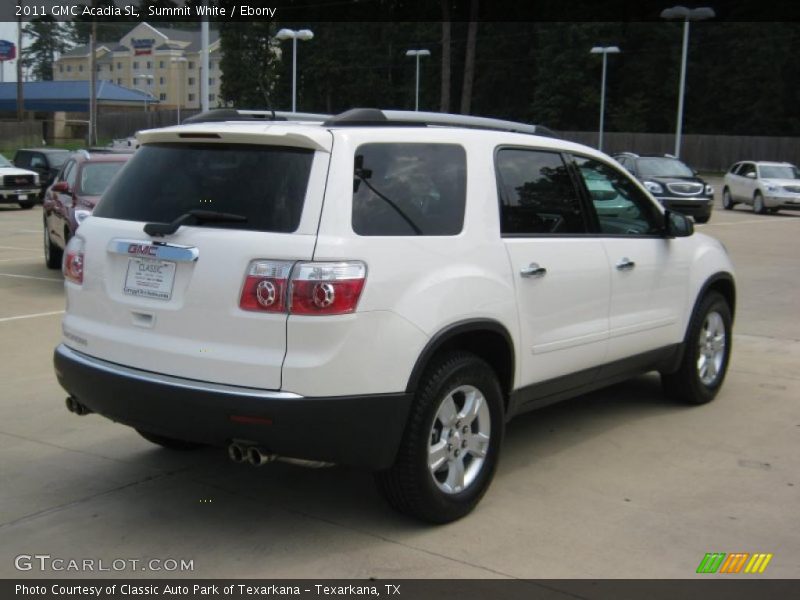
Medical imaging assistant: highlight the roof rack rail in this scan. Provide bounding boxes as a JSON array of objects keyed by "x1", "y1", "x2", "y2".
[
  {"x1": 323, "y1": 108, "x2": 559, "y2": 138},
  {"x1": 182, "y1": 109, "x2": 332, "y2": 125}
]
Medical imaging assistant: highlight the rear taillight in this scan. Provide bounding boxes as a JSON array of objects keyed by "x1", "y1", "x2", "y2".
[
  {"x1": 290, "y1": 262, "x2": 367, "y2": 316},
  {"x1": 239, "y1": 260, "x2": 367, "y2": 316},
  {"x1": 63, "y1": 237, "x2": 85, "y2": 285},
  {"x1": 239, "y1": 260, "x2": 293, "y2": 313}
]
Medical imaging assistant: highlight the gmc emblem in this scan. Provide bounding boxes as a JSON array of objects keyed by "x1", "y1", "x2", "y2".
[
  {"x1": 127, "y1": 244, "x2": 157, "y2": 257},
  {"x1": 15, "y1": 177, "x2": 28, "y2": 185}
]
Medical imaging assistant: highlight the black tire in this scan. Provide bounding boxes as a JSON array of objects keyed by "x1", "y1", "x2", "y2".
[
  {"x1": 43, "y1": 217, "x2": 63, "y2": 269},
  {"x1": 19, "y1": 201, "x2": 34, "y2": 210},
  {"x1": 721, "y1": 188, "x2": 735, "y2": 210},
  {"x1": 695, "y1": 215, "x2": 710, "y2": 224},
  {"x1": 661, "y1": 292, "x2": 732, "y2": 405},
  {"x1": 136, "y1": 429, "x2": 204, "y2": 450},
  {"x1": 753, "y1": 192, "x2": 767, "y2": 215},
  {"x1": 375, "y1": 351, "x2": 504, "y2": 523}
]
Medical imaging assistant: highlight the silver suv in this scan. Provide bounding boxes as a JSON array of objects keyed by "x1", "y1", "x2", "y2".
[{"x1": 54, "y1": 109, "x2": 736, "y2": 522}]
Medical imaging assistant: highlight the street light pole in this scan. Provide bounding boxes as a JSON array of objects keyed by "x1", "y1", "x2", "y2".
[
  {"x1": 661, "y1": 6, "x2": 715, "y2": 158},
  {"x1": 275, "y1": 28, "x2": 314, "y2": 113},
  {"x1": 171, "y1": 57, "x2": 187, "y2": 124},
  {"x1": 405, "y1": 49, "x2": 431, "y2": 111},
  {"x1": 590, "y1": 46, "x2": 620, "y2": 153}
]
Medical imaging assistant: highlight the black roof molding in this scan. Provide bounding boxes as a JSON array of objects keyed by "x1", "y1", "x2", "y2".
[{"x1": 180, "y1": 107, "x2": 558, "y2": 138}]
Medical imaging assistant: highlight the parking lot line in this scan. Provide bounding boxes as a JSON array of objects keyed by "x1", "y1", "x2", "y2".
[
  {"x1": 0, "y1": 310, "x2": 64, "y2": 323},
  {"x1": 0, "y1": 256, "x2": 44, "y2": 262},
  {"x1": 0, "y1": 272, "x2": 62, "y2": 282},
  {"x1": 711, "y1": 218, "x2": 800, "y2": 226}
]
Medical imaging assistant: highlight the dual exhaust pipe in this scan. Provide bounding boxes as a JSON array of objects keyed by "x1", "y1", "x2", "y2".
[
  {"x1": 65, "y1": 396, "x2": 92, "y2": 416},
  {"x1": 228, "y1": 441, "x2": 332, "y2": 469}
]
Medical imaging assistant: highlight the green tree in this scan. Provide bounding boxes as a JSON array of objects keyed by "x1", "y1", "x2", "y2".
[
  {"x1": 219, "y1": 22, "x2": 281, "y2": 108},
  {"x1": 22, "y1": 16, "x2": 74, "y2": 81}
]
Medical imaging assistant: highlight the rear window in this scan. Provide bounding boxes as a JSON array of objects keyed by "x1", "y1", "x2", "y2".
[
  {"x1": 94, "y1": 143, "x2": 314, "y2": 233},
  {"x1": 352, "y1": 143, "x2": 466, "y2": 236}
]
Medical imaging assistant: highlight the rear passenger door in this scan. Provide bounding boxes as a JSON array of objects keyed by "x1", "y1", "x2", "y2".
[
  {"x1": 496, "y1": 148, "x2": 610, "y2": 394},
  {"x1": 572, "y1": 155, "x2": 691, "y2": 363}
]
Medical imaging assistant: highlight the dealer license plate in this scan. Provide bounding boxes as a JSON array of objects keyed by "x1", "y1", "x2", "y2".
[
  {"x1": 123, "y1": 257, "x2": 176, "y2": 301},
  {"x1": 18, "y1": 194, "x2": 27, "y2": 201}
]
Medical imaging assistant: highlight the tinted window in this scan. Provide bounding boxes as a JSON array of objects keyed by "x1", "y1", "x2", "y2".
[
  {"x1": 30, "y1": 154, "x2": 47, "y2": 169},
  {"x1": 79, "y1": 162, "x2": 126, "y2": 196},
  {"x1": 738, "y1": 163, "x2": 756, "y2": 177},
  {"x1": 637, "y1": 157, "x2": 694, "y2": 178},
  {"x1": 352, "y1": 143, "x2": 466, "y2": 236},
  {"x1": 62, "y1": 161, "x2": 77, "y2": 189},
  {"x1": 496, "y1": 148, "x2": 586, "y2": 234},
  {"x1": 94, "y1": 143, "x2": 314, "y2": 233},
  {"x1": 574, "y1": 156, "x2": 663, "y2": 236}
]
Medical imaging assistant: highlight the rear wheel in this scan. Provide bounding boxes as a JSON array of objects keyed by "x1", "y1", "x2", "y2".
[
  {"x1": 136, "y1": 429, "x2": 204, "y2": 450},
  {"x1": 43, "y1": 217, "x2": 63, "y2": 269},
  {"x1": 753, "y1": 192, "x2": 767, "y2": 215},
  {"x1": 661, "y1": 292, "x2": 732, "y2": 405},
  {"x1": 722, "y1": 188, "x2": 735, "y2": 210},
  {"x1": 695, "y1": 215, "x2": 710, "y2": 224},
  {"x1": 376, "y1": 352, "x2": 504, "y2": 523}
]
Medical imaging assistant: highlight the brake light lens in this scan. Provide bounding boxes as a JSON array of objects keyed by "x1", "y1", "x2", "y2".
[
  {"x1": 239, "y1": 260, "x2": 293, "y2": 312},
  {"x1": 63, "y1": 237, "x2": 85, "y2": 285},
  {"x1": 239, "y1": 260, "x2": 367, "y2": 316},
  {"x1": 290, "y1": 262, "x2": 367, "y2": 316}
]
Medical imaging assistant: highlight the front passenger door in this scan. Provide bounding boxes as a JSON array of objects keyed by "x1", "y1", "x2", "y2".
[{"x1": 572, "y1": 155, "x2": 691, "y2": 363}]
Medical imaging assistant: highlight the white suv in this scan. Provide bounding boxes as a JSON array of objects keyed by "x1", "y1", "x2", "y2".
[
  {"x1": 54, "y1": 109, "x2": 736, "y2": 523},
  {"x1": 722, "y1": 161, "x2": 800, "y2": 214}
]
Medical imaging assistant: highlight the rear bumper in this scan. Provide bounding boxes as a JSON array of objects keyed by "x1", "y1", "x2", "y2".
[{"x1": 54, "y1": 344, "x2": 412, "y2": 470}]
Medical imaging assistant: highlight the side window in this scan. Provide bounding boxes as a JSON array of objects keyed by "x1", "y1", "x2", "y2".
[
  {"x1": 739, "y1": 163, "x2": 756, "y2": 178},
  {"x1": 64, "y1": 161, "x2": 78, "y2": 189},
  {"x1": 495, "y1": 148, "x2": 587, "y2": 235},
  {"x1": 30, "y1": 154, "x2": 47, "y2": 169},
  {"x1": 14, "y1": 152, "x2": 30, "y2": 168},
  {"x1": 730, "y1": 163, "x2": 741, "y2": 175},
  {"x1": 352, "y1": 143, "x2": 466, "y2": 236},
  {"x1": 573, "y1": 156, "x2": 663, "y2": 236}
]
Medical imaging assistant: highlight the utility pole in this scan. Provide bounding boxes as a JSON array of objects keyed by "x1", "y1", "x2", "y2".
[
  {"x1": 16, "y1": 5, "x2": 23, "y2": 121},
  {"x1": 89, "y1": 18, "x2": 97, "y2": 145},
  {"x1": 201, "y1": 0, "x2": 209, "y2": 112}
]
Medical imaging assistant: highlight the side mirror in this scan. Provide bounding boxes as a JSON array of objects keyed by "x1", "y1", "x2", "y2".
[
  {"x1": 745, "y1": 172, "x2": 756, "y2": 179},
  {"x1": 665, "y1": 210, "x2": 694, "y2": 237},
  {"x1": 51, "y1": 181, "x2": 70, "y2": 194}
]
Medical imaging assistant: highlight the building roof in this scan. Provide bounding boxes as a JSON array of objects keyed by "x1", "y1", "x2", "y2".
[
  {"x1": 0, "y1": 81, "x2": 158, "y2": 112},
  {"x1": 60, "y1": 43, "x2": 117, "y2": 58}
]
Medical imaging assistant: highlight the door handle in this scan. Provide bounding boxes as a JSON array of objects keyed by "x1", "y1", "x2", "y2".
[
  {"x1": 520, "y1": 263, "x2": 547, "y2": 278},
  {"x1": 616, "y1": 257, "x2": 636, "y2": 271}
]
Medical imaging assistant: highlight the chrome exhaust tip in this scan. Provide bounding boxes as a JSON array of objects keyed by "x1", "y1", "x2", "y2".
[
  {"x1": 227, "y1": 442, "x2": 247, "y2": 464},
  {"x1": 246, "y1": 446, "x2": 276, "y2": 467}
]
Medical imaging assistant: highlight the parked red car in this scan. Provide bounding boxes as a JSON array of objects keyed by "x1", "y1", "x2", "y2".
[{"x1": 43, "y1": 150, "x2": 133, "y2": 269}]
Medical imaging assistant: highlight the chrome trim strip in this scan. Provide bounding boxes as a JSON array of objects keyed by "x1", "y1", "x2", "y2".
[
  {"x1": 108, "y1": 239, "x2": 199, "y2": 262},
  {"x1": 56, "y1": 344, "x2": 303, "y2": 400},
  {"x1": 666, "y1": 182, "x2": 704, "y2": 196}
]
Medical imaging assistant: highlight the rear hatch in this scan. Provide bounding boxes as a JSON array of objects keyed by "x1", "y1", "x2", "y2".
[{"x1": 62, "y1": 125, "x2": 332, "y2": 390}]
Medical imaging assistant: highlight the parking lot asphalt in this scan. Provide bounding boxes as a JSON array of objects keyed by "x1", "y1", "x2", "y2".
[{"x1": 1, "y1": 180, "x2": 798, "y2": 579}]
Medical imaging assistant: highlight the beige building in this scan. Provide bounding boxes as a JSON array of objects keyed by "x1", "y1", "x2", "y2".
[{"x1": 53, "y1": 23, "x2": 222, "y2": 111}]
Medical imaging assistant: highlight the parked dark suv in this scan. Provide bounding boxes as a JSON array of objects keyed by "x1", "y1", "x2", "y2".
[
  {"x1": 43, "y1": 150, "x2": 132, "y2": 269},
  {"x1": 14, "y1": 148, "x2": 71, "y2": 200},
  {"x1": 614, "y1": 153, "x2": 714, "y2": 223}
]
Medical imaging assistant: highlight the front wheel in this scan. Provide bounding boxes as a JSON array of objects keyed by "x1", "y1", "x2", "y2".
[
  {"x1": 695, "y1": 215, "x2": 710, "y2": 224},
  {"x1": 661, "y1": 292, "x2": 732, "y2": 405},
  {"x1": 19, "y1": 201, "x2": 34, "y2": 210},
  {"x1": 753, "y1": 192, "x2": 767, "y2": 215},
  {"x1": 722, "y1": 188, "x2": 735, "y2": 210},
  {"x1": 376, "y1": 352, "x2": 504, "y2": 523}
]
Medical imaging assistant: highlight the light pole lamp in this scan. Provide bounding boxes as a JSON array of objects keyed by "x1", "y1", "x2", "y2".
[
  {"x1": 275, "y1": 28, "x2": 314, "y2": 113},
  {"x1": 661, "y1": 6, "x2": 715, "y2": 158},
  {"x1": 405, "y1": 49, "x2": 431, "y2": 111},
  {"x1": 590, "y1": 46, "x2": 620, "y2": 153},
  {"x1": 171, "y1": 57, "x2": 188, "y2": 124},
  {"x1": 135, "y1": 73, "x2": 154, "y2": 112}
]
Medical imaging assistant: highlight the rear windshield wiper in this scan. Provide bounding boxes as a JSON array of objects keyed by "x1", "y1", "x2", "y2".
[{"x1": 144, "y1": 209, "x2": 248, "y2": 237}]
